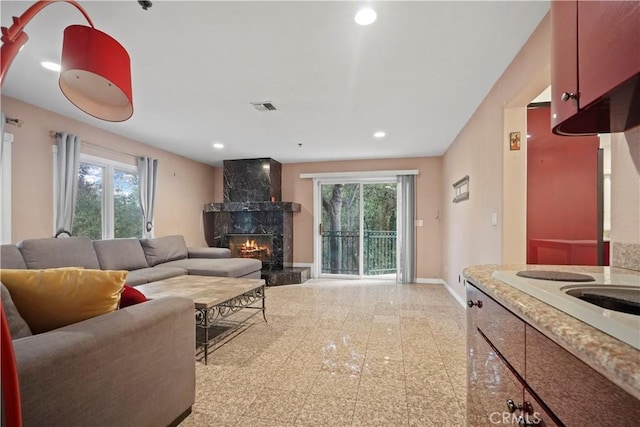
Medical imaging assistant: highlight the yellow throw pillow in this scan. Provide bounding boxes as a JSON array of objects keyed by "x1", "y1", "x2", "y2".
[{"x1": 0, "y1": 268, "x2": 127, "y2": 334}]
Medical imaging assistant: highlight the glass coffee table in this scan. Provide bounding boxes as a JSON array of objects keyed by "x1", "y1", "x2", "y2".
[{"x1": 136, "y1": 275, "x2": 266, "y2": 364}]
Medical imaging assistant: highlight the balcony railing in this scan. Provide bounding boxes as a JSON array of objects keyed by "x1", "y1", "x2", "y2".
[{"x1": 321, "y1": 230, "x2": 397, "y2": 275}]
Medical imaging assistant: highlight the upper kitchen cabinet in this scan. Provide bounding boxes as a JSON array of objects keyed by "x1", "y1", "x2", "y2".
[{"x1": 551, "y1": 1, "x2": 640, "y2": 135}]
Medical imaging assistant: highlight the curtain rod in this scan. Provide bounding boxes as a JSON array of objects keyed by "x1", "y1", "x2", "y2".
[
  {"x1": 49, "y1": 131, "x2": 138, "y2": 160},
  {"x1": 4, "y1": 116, "x2": 23, "y2": 127}
]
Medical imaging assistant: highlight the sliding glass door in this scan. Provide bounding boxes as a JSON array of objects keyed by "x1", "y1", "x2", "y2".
[
  {"x1": 318, "y1": 181, "x2": 397, "y2": 278},
  {"x1": 320, "y1": 183, "x2": 360, "y2": 276},
  {"x1": 363, "y1": 183, "x2": 397, "y2": 276}
]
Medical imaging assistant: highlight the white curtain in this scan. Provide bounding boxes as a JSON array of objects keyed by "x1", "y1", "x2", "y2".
[
  {"x1": 0, "y1": 112, "x2": 10, "y2": 243},
  {"x1": 0, "y1": 113, "x2": 5, "y2": 165},
  {"x1": 397, "y1": 174, "x2": 416, "y2": 284},
  {"x1": 138, "y1": 156, "x2": 158, "y2": 238},
  {"x1": 54, "y1": 132, "x2": 81, "y2": 237}
]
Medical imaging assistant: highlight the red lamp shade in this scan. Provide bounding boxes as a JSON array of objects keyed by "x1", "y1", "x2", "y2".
[{"x1": 59, "y1": 25, "x2": 133, "y2": 122}]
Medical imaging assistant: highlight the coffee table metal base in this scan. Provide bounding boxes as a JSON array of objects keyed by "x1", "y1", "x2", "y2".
[
  {"x1": 195, "y1": 284, "x2": 266, "y2": 364},
  {"x1": 135, "y1": 276, "x2": 267, "y2": 365}
]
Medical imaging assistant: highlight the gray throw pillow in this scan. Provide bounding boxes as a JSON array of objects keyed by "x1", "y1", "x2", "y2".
[{"x1": 1, "y1": 283, "x2": 32, "y2": 339}]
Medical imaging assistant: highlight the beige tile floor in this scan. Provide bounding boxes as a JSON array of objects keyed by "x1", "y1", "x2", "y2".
[{"x1": 180, "y1": 278, "x2": 467, "y2": 427}]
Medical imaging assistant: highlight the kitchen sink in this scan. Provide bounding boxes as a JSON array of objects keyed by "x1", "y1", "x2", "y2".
[
  {"x1": 492, "y1": 270, "x2": 640, "y2": 350},
  {"x1": 563, "y1": 286, "x2": 640, "y2": 316}
]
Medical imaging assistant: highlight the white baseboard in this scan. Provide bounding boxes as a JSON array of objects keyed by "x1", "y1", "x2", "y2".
[
  {"x1": 293, "y1": 262, "x2": 313, "y2": 268},
  {"x1": 415, "y1": 278, "x2": 444, "y2": 285},
  {"x1": 415, "y1": 277, "x2": 466, "y2": 308},
  {"x1": 442, "y1": 280, "x2": 467, "y2": 308}
]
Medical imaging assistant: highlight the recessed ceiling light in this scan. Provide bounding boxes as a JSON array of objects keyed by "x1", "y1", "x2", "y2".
[
  {"x1": 374, "y1": 131, "x2": 386, "y2": 138},
  {"x1": 41, "y1": 61, "x2": 61, "y2": 72},
  {"x1": 212, "y1": 143, "x2": 224, "y2": 149},
  {"x1": 355, "y1": 8, "x2": 377, "y2": 25}
]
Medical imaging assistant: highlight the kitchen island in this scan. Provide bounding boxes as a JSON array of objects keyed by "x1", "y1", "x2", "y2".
[{"x1": 464, "y1": 264, "x2": 640, "y2": 426}]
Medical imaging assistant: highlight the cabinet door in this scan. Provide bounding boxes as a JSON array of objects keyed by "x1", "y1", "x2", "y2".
[
  {"x1": 468, "y1": 331, "x2": 524, "y2": 426},
  {"x1": 550, "y1": 0, "x2": 578, "y2": 131},
  {"x1": 476, "y1": 288, "x2": 526, "y2": 377},
  {"x1": 526, "y1": 325, "x2": 640, "y2": 426},
  {"x1": 578, "y1": 1, "x2": 640, "y2": 108}
]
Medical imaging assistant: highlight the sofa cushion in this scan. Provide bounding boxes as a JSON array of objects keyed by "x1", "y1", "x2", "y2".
[
  {"x1": 93, "y1": 238, "x2": 149, "y2": 271},
  {"x1": 125, "y1": 266, "x2": 188, "y2": 286},
  {"x1": 1, "y1": 245, "x2": 27, "y2": 269},
  {"x1": 18, "y1": 237, "x2": 101, "y2": 269},
  {"x1": 187, "y1": 247, "x2": 231, "y2": 259},
  {"x1": 161, "y1": 258, "x2": 262, "y2": 278},
  {"x1": 139, "y1": 235, "x2": 188, "y2": 267},
  {"x1": 0, "y1": 283, "x2": 32, "y2": 339},
  {"x1": 0, "y1": 268, "x2": 126, "y2": 333},
  {"x1": 120, "y1": 284, "x2": 148, "y2": 307}
]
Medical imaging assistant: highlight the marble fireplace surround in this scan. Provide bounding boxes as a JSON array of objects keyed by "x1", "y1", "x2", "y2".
[
  {"x1": 203, "y1": 158, "x2": 301, "y2": 272},
  {"x1": 203, "y1": 201, "x2": 300, "y2": 270}
]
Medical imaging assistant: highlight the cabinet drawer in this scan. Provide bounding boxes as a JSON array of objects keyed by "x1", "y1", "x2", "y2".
[
  {"x1": 526, "y1": 325, "x2": 640, "y2": 426},
  {"x1": 468, "y1": 329, "x2": 524, "y2": 426},
  {"x1": 468, "y1": 284, "x2": 526, "y2": 376}
]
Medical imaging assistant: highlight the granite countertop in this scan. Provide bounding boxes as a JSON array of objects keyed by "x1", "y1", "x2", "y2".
[{"x1": 463, "y1": 264, "x2": 640, "y2": 400}]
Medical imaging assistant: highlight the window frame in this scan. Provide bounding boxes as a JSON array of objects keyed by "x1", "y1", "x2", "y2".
[
  {"x1": 54, "y1": 150, "x2": 141, "y2": 240},
  {"x1": 79, "y1": 153, "x2": 140, "y2": 240}
]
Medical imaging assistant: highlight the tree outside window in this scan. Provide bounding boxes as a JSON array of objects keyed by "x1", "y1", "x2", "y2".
[
  {"x1": 113, "y1": 169, "x2": 142, "y2": 238},
  {"x1": 74, "y1": 163, "x2": 103, "y2": 240},
  {"x1": 73, "y1": 159, "x2": 142, "y2": 240}
]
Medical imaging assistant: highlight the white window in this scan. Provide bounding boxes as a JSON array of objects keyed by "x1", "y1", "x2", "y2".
[{"x1": 73, "y1": 154, "x2": 143, "y2": 240}]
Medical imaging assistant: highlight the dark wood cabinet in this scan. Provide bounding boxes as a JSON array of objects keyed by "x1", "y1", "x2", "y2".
[
  {"x1": 466, "y1": 282, "x2": 640, "y2": 426},
  {"x1": 551, "y1": 0, "x2": 578, "y2": 131},
  {"x1": 551, "y1": 0, "x2": 640, "y2": 135},
  {"x1": 467, "y1": 283, "x2": 559, "y2": 426}
]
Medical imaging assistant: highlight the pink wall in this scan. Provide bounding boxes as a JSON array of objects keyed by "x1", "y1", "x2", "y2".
[
  {"x1": 2, "y1": 96, "x2": 217, "y2": 246},
  {"x1": 441, "y1": 14, "x2": 551, "y2": 301},
  {"x1": 212, "y1": 157, "x2": 443, "y2": 279},
  {"x1": 526, "y1": 106, "x2": 600, "y2": 264}
]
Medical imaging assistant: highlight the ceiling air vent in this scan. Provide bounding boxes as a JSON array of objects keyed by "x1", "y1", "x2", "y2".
[{"x1": 251, "y1": 101, "x2": 277, "y2": 112}]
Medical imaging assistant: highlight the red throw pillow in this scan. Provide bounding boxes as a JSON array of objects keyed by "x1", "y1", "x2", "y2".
[{"x1": 120, "y1": 284, "x2": 148, "y2": 308}]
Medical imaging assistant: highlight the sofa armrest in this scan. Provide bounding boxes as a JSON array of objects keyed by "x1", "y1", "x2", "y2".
[
  {"x1": 9, "y1": 297, "x2": 195, "y2": 427},
  {"x1": 187, "y1": 246, "x2": 231, "y2": 259}
]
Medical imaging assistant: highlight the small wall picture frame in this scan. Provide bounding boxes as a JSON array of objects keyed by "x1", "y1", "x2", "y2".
[
  {"x1": 509, "y1": 131, "x2": 521, "y2": 151},
  {"x1": 453, "y1": 175, "x2": 470, "y2": 203}
]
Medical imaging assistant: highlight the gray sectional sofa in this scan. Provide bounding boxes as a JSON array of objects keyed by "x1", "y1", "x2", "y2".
[
  {"x1": 0, "y1": 235, "x2": 262, "y2": 427},
  {"x1": 1, "y1": 294, "x2": 196, "y2": 427},
  {"x1": 1, "y1": 234, "x2": 262, "y2": 284}
]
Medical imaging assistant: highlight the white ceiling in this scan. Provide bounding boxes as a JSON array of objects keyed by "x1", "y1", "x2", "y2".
[{"x1": 1, "y1": 1, "x2": 549, "y2": 166}]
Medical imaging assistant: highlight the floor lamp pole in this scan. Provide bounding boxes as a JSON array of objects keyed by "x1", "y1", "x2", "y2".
[{"x1": 1, "y1": 305, "x2": 22, "y2": 427}]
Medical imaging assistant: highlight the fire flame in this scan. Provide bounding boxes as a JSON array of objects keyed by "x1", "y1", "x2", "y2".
[{"x1": 240, "y1": 239, "x2": 270, "y2": 255}]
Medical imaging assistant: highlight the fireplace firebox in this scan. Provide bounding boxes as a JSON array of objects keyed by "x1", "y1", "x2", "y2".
[{"x1": 226, "y1": 234, "x2": 273, "y2": 265}]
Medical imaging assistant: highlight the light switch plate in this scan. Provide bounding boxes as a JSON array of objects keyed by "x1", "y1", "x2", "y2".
[{"x1": 491, "y1": 212, "x2": 498, "y2": 226}]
